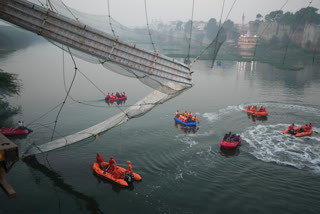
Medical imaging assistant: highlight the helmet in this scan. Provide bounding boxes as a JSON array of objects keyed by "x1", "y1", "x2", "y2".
[
  {"x1": 127, "y1": 161, "x2": 131, "y2": 164},
  {"x1": 110, "y1": 156, "x2": 113, "y2": 159}
]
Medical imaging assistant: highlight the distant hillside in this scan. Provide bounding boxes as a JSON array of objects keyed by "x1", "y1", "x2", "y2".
[{"x1": 0, "y1": 25, "x2": 43, "y2": 52}]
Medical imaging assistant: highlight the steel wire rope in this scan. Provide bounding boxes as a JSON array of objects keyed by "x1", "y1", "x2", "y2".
[
  {"x1": 144, "y1": 0, "x2": 157, "y2": 53},
  {"x1": 252, "y1": 0, "x2": 289, "y2": 61},
  {"x1": 51, "y1": 47, "x2": 78, "y2": 141},
  {"x1": 282, "y1": 0, "x2": 313, "y2": 64},
  {"x1": 189, "y1": 0, "x2": 237, "y2": 67},
  {"x1": 107, "y1": 0, "x2": 116, "y2": 38},
  {"x1": 25, "y1": 102, "x2": 63, "y2": 127},
  {"x1": 185, "y1": 0, "x2": 195, "y2": 65},
  {"x1": 210, "y1": 0, "x2": 226, "y2": 68}
]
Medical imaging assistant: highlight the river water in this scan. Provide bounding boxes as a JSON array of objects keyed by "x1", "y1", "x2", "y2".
[{"x1": 1, "y1": 42, "x2": 320, "y2": 214}]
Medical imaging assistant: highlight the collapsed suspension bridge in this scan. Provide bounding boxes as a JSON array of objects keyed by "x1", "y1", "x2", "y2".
[{"x1": 0, "y1": 0, "x2": 225, "y2": 156}]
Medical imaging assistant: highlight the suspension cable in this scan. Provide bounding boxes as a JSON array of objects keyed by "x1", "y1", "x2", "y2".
[
  {"x1": 282, "y1": 0, "x2": 313, "y2": 64},
  {"x1": 144, "y1": 0, "x2": 157, "y2": 53},
  {"x1": 51, "y1": 47, "x2": 78, "y2": 141},
  {"x1": 107, "y1": 0, "x2": 116, "y2": 38},
  {"x1": 252, "y1": 0, "x2": 289, "y2": 61},
  {"x1": 186, "y1": 0, "x2": 195, "y2": 64}
]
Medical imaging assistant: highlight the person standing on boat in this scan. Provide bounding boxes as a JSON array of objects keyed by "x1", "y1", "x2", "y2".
[
  {"x1": 96, "y1": 152, "x2": 105, "y2": 169},
  {"x1": 288, "y1": 124, "x2": 295, "y2": 135},
  {"x1": 126, "y1": 161, "x2": 133, "y2": 175},
  {"x1": 106, "y1": 93, "x2": 110, "y2": 101},
  {"x1": 107, "y1": 156, "x2": 116, "y2": 172},
  {"x1": 175, "y1": 110, "x2": 180, "y2": 117}
]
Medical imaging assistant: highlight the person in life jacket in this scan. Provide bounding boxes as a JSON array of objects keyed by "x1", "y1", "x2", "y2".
[
  {"x1": 125, "y1": 161, "x2": 133, "y2": 175},
  {"x1": 247, "y1": 105, "x2": 252, "y2": 110},
  {"x1": 188, "y1": 112, "x2": 192, "y2": 122},
  {"x1": 251, "y1": 106, "x2": 257, "y2": 113},
  {"x1": 259, "y1": 106, "x2": 264, "y2": 112},
  {"x1": 106, "y1": 93, "x2": 110, "y2": 100},
  {"x1": 119, "y1": 92, "x2": 123, "y2": 97},
  {"x1": 107, "y1": 156, "x2": 116, "y2": 172},
  {"x1": 183, "y1": 111, "x2": 187, "y2": 117},
  {"x1": 96, "y1": 152, "x2": 105, "y2": 169},
  {"x1": 288, "y1": 124, "x2": 294, "y2": 131},
  {"x1": 175, "y1": 110, "x2": 180, "y2": 117},
  {"x1": 304, "y1": 124, "x2": 311, "y2": 132},
  {"x1": 192, "y1": 115, "x2": 197, "y2": 122},
  {"x1": 112, "y1": 166, "x2": 121, "y2": 179},
  {"x1": 309, "y1": 123, "x2": 312, "y2": 131}
]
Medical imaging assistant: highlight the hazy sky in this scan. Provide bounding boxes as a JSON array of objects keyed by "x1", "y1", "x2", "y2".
[
  {"x1": 0, "y1": 0, "x2": 319, "y2": 27},
  {"x1": 62, "y1": 0, "x2": 320, "y2": 26}
]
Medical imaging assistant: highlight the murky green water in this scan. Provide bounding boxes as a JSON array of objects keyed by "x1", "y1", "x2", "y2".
[{"x1": 1, "y1": 43, "x2": 320, "y2": 214}]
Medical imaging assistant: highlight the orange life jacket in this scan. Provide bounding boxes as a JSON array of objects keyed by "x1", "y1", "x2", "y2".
[
  {"x1": 175, "y1": 111, "x2": 179, "y2": 117},
  {"x1": 119, "y1": 93, "x2": 122, "y2": 97},
  {"x1": 188, "y1": 113, "x2": 192, "y2": 118},
  {"x1": 127, "y1": 164, "x2": 133, "y2": 174},
  {"x1": 288, "y1": 125, "x2": 293, "y2": 130},
  {"x1": 183, "y1": 112, "x2": 187, "y2": 117}
]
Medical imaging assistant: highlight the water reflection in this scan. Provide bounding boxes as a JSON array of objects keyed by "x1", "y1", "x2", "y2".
[
  {"x1": 174, "y1": 121, "x2": 199, "y2": 134},
  {"x1": 219, "y1": 147, "x2": 240, "y2": 158},
  {"x1": 23, "y1": 155, "x2": 103, "y2": 214},
  {"x1": 246, "y1": 114, "x2": 268, "y2": 122},
  {"x1": 92, "y1": 173, "x2": 134, "y2": 193},
  {"x1": 105, "y1": 99, "x2": 126, "y2": 106}
]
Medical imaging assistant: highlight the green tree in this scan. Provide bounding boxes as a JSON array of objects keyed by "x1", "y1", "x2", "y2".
[
  {"x1": 256, "y1": 13, "x2": 263, "y2": 21},
  {"x1": 265, "y1": 10, "x2": 283, "y2": 22},
  {"x1": 205, "y1": 18, "x2": 218, "y2": 40},
  {"x1": 294, "y1": 7, "x2": 320, "y2": 25}
]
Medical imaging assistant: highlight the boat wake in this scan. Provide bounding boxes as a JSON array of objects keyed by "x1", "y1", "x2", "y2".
[
  {"x1": 203, "y1": 105, "x2": 241, "y2": 122},
  {"x1": 242, "y1": 124, "x2": 320, "y2": 173}
]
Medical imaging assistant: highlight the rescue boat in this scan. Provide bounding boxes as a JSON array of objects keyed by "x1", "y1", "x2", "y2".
[
  {"x1": 283, "y1": 126, "x2": 312, "y2": 137},
  {"x1": 244, "y1": 109, "x2": 268, "y2": 117},
  {"x1": 220, "y1": 137, "x2": 241, "y2": 149},
  {"x1": 93, "y1": 161, "x2": 141, "y2": 187},
  {"x1": 105, "y1": 96, "x2": 127, "y2": 102},
  {"x1": 174, "y1": 115, "x2": 197, "y2": 126},
  {"x1": 0, "y1": 128, "x2": 30, "y2": 136}
]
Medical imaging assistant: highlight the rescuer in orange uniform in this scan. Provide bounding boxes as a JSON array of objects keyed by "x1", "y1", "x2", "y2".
[{"x1": 126, "y1": 161, "x2": 133, "y2": 175}]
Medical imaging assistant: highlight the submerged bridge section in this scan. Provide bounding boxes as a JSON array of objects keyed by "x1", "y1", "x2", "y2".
[{"x1": 0, "y1": 0, "x2": 192, "y2": 87}]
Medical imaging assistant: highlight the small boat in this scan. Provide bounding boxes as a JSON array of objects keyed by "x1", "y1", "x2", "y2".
[
  {"x1": 220, "y1": 137, "x2": 241, "y2": 149},
  {"x1": 105, "y1": 96, "x2": 127, "y2": 102},
  {"x1": 244, "y1": 109, "x2": 268, "y2": 117},
  {"x1": 93, "y1": 161, "x2": 141, "y2": 187},
  {"x1": 174, "y1": 116, "x2": 197, "y2": 126},
  {"x1": 283, "y1": 126, "x2": 312, "y2": 137},
  {"x1": 0, "y1": 128, "x2": 30, "y2": 136}
]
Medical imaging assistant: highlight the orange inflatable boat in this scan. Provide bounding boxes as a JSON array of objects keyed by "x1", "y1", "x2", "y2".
[
  {"x1": 283, "y1": 126, "x2": 312, "y2": 137},
  {"x1": 93, "y1": 161, "x2": 142, "y2": 187},
  {"x1": 244, "y1": 109, "x2": 268, "y2": 117}
]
